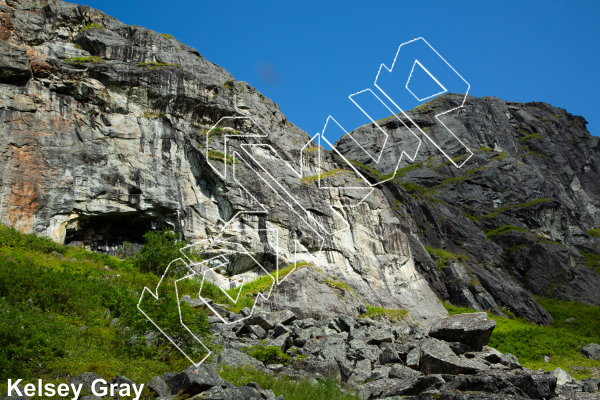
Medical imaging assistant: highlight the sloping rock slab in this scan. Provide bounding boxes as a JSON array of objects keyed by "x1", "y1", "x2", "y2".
[
  {"x1": 429, "y1": 312, "x2": 496, "y2": 351},
  {"x1": 380, "y1": 374, "x2": 446, "y2": 397},
  {"x1": 420, "y1": 338, "x2": 489, "y2": 375},
  {"x1": 217, "y1": 348, "x2": 267, "y2": 371},
  {"x1": 443, "y1": 371, "x2": 557, "y2": 399}
]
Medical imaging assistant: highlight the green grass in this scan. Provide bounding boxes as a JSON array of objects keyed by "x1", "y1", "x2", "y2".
[
  {"x1": 136, "y1": 61, "x2": 180, "y2": 70},
  {"x1": 486, "y1": 225, "x2": 528, "y2": 238},
  {"x1": 581, "y1": 252, "x2": 600, "y2": 275},
  {"x1": 435, "y1": 166, "x2": 487, "y2": 186},
  {"x1": 0, "y1": 224, "x2": 214, "y2": 392},
  {"x1": 442, "y1": 299, "x2": 600, "y2": 380},
  {"x1": 199, "y1": 262, "x2": 310, "y2": 313},
  {"x1": 202, "y1": 126, "x2": 241, "y2": 139},
  {"x1": 539, "y1": 118, "x2": 550, "y2": 122},
  {"x1": 479, "y1": 198, "x2": 548, "y2": 219},
  {"x1": 219, "y1": 365, "x2": 360, "y2": 400},
  {"x1": 158, "y1": 33, "x2": 181, "y2": 44},
  {"x1": 518, "y1": 127, "x2": 529, "y2": 136},
  {"x1": 553, "y1": 114, "x2": 563, "y2": 118},
  {"x1": 301, "y1": 169, "x2": 346, "y2": 184},
  {"x1": 222, "y1": 80, "x2": 234, "y2": 90},
  {"x1": 207, "y1": 150, "x2": 240, "y2": 165},
  {"x1": 359, "y1": 305, "x2": 408, "y2": 322},
  {"x1": 479, "y1": 146, "x2": 494, "y2": 152},
  {"x1": 64, "y1": 56, "x2": 104, "y2": 64},
  {"x1": 399, "y1": 182, "x2": 426, "y2": 198},
  {"x1": 78, "y1": 22, "x2": 105, "y2": 32},
  {"x1": 424, "y1": 246, "x2": 468, "y2": 270},
  {"x1": 143, "y1": 111, "x2": 165, "y2": 119},
  {"x1": 519, "y1": 132, "x2": 543, "y2": 142},
  {"x1": 589, "y1": 228, "x2": 600, "y2": 238},
  {"x1": 432, "y1": 153, "x2": 470, "y2": 170}
]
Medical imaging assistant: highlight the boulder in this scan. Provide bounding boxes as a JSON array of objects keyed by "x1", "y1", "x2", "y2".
[
  {"x1": 582, "y1": 343, "x2": 600, "y2": 360},
  {"x1": 380, "y1": 344, "x2": 403, "y2": 364},
  {"x1": 217, "y1": 348, "x2": 266, "y2": 371},
  {"x1": 347, "y1": 359, "x2": 371, "y2": 386},
  {"x1": 163, "y1": 365, "x2": 231, "y2": 395},
  {"x1": 419, "y1": 338, "x2": 488, "y2": 375},
  {"x1": 381, "y1": 374, "x2": 446, "y2": 397},
  {"x1": 389, "y1": 364, "x2": 423, "y2": 380},
  {"x1": 552, "y1": 367, "x2": 574, "y2": 386},
  {"x1": 147, "y1": 376, "x2": 170, "y2": 398},
  {"x1": 429, "y1": 312, "x2": 496, "y2": 351}
]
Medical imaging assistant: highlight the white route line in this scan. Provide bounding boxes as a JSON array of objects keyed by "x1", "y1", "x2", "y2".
[
  {"x1": 139, "y1": 37, "x2": 472, "y2": 366},
  {"x1": 374, "y1": 36, "x2": 473, "y2": 169}
]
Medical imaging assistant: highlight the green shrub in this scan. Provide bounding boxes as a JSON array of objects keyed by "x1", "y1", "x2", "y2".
[
  {"x1": 589, "y1": 228, "x2": 600, "y2": 238},
  {"x1": 0, "y1": 224, "x2": 215, "y2": 384},
  {"x1": 0, "y1": 224, "x2": 64, "y2": 254},
  {"x1": 242, "y1": 341, "x2": 290, "y2": 365},
  {"x1": 132, "y1": 228, "x2": 198, "y2": 275}
]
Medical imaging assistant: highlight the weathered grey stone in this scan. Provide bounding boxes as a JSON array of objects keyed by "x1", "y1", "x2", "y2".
[
  {"x1": 244, "y1": 314, "x2": 276, "y2": 331},
  {"x1": 366, "y1": 326, "x2": 394, "y2": 345},
  {"x1": 429, "y1": 312, "x2": 496, "y2": 351},
  {"x1": 406, "y1": 346, "x2": 421, "y2": 370},
  {"x1": 347, "y1": 359, "x2": 371, "y2": 386},
  {"x1": 499, "y1": 353, "x2": 522, "y2": 370},
  {"x1": 0, "y1": 42, "x2": 31, "y2": 83},
  {"x1": 163, "y1": 365, "x2": 231, "y2": 395},
  {"x1": 420, "y1": 338, "x2": 488, "y2": 375},
  {"x1": 552, "y1": 367, "x2": 574, "y2": 386},
  {"x1": 217, "y1": 348, "x2": 266, "y2": 371},
  {"x1": 381, "y1": 374, "x2": 446, "y2": 397},
  {"x1": 148, "y1": 376, "x2": 170, "y2": 398},
  {"x1": 389, "y1": 364, "x2": 423, "y2": 380},
  {"x1": 247, "y1": 324, "x2": 267, "y2": 339},
  {"x1": 582, "y1": 343, "x2": 600, "y2": 360},
  {"x1": 1, "y1": 385, "x2": 28, "y2": 400},
  {"x1": 380, "y1": 343, "x2": 402, "y2": 364}
]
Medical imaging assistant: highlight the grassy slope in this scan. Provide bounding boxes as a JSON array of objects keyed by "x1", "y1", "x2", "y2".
[
  {"x1": 444, "y1": 301, "x2": 600, "y2": 379},
  {"x1": 0, "y1": 225, "x2": 359, "y2": 400}
]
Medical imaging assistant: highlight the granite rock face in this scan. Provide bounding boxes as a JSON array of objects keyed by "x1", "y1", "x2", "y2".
[{"x1": 1, "y1": 0, "x2": 599, "y2": 327}]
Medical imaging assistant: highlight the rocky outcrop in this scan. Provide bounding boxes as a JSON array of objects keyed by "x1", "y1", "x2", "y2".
[
  {"x1": 0, "y1": 0, "x2": 599, "y2": 327},
  {"x1": 428, "y1": 312, "x2": 496, "y2": 351}
]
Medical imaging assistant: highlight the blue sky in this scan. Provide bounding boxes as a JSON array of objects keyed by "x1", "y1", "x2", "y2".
[{"x1": 76, "y1": 0, "x2": 600, "y2": 143}]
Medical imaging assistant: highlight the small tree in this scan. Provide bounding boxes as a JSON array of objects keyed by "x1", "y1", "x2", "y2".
[{"x1": 133, "y1": 228, "x2": 195, "y2": 275}]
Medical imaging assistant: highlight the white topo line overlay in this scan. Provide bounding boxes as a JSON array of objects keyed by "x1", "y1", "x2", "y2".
[{"x1": 138, "y1": 37, "x2": 472, "y2": 365}]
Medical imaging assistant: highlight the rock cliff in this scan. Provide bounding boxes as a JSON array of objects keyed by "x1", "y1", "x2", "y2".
[{"x1": 0, "y1": 0, "x2": 599, "y2": 328}]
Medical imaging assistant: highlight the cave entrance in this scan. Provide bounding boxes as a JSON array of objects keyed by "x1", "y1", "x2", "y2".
[{"x1": 65, "y1": 210, "x2": 178, "y2": 254}]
